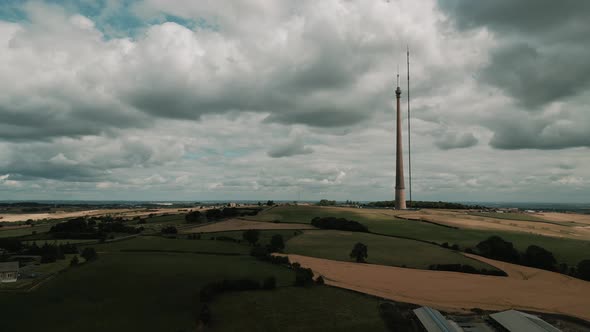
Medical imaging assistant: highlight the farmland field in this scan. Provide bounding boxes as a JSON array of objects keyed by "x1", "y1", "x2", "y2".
[
  {"x1": 254, "y1": 206, "x2": 590, "y2": 266},
  {"x1": 285, "y1": 230, "x2": 497, "y2": 271},
  {"x1": 0, "y1": 248, "x2": 389, "y2": 331}
]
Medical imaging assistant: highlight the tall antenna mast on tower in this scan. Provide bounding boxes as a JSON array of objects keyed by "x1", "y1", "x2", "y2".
[{"x1": 407, "y1": 46, "x2": 412, "y2": 208}]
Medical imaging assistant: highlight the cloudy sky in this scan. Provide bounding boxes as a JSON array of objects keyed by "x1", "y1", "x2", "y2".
[{"x1": 0, "y1": 0, "x2": 588, "y2": 203}]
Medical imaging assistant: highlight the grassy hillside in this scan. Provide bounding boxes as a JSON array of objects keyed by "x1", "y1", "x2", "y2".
[
  {"x1": 285, "y1": 230, "x2": 496, "y2": 270},
  {"x1": 255, "y1": 206, "x2": 590, "y2": 266},
  {"x1": 0, "y1": 241, "x2": 387, "y2": 332}
]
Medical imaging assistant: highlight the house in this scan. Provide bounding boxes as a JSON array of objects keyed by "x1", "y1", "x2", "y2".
[{"x1": 0, "y1": 261, "x2": 19, "y2": 283}]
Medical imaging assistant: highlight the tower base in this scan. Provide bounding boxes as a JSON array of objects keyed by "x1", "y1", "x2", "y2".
[{"x1": 395, "y1": 189, "x2": 406, "y2": 209}]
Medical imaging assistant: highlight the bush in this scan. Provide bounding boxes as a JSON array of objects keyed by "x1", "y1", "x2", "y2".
[
  {"x1": 315, "y1": 275, "x2": 325, "y2": 285},
  {"x1": 311, "y1": 217, "x2": 368, "y2": 232}
]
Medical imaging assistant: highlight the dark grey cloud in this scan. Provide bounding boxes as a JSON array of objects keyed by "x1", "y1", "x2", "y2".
[
  {"x1": 488, "y1": 114, "x2": 590, "y2": 150},
  {"x1": 439, "y1": 0, "x2": 590, "y2": 108},
  {"x1": 435, "y1": 132, "x2": 478, "y2": 150},
  {"x1": 267, "y1": 137, "x2": 313, "y2": 158}
]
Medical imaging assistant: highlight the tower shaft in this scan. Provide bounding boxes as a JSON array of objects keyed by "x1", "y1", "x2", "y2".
[{"x1": 395, "y1": 86, "x2": 406, "y2": 209}]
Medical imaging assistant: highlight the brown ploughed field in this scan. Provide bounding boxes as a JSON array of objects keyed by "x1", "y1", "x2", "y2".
[{"x1": 282, "y1": 253, "x2": 590, "y2": 321}]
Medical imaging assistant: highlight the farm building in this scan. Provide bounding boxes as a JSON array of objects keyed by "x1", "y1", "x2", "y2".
[
  {"x1": 413, "y1": 306, "x2": 464, "y2": 332},
  {"x1": 0, "y1": 261, "x2": 19, "y2": 283},
  {"x1": 490, "y1": 310, "x2": 561, "y2": 332}
]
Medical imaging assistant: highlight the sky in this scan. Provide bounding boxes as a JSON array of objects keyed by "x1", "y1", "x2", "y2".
[{"x1": 0, "y1": 0, "x2": 589, "y2": 203}]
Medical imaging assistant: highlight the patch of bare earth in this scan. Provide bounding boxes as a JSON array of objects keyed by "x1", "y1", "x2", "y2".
[
  {"x1": 281, "y1": 253, "x2": 590, "y2": 321},
  {"x1": 181, "y1": 219, "x2": 315, "y2": 233},
  {"x1": 394, "y1": 209, "x2": 590, "y2": 239}
]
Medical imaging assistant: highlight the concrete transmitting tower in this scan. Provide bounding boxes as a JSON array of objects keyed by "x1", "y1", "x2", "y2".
[{"x1": 395, "y1": 75, "x2": 406, "y2": 209}]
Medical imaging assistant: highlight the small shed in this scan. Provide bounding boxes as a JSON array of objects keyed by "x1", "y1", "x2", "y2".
[{"x1": 0, "y1": 261, "x2": 19, "y2": 283}]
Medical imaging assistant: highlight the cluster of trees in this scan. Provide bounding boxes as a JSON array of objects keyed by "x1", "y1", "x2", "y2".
[
  {"x1": 246, "y1": 230, "x2": 287, "y2": 261},
  {"x1": 474, "y1": 236, "x2": 558, "y2": 270},
  {"x1": 311, "y1": 217, "x2": 368, "y2": 232},
  {"x1": 25, "y1": 242, "x2": 78, "y2": 263},
  {"x1": 317, "y1": 199, "x2": 337, "y2": 206},
  {"x1": 49, "y1": 217, "x2": 141, "y2": 239},
  {"x1": 185, "y1": 207, "x2": 262, "y2": 223},
  {"x1": 472, "y1": 236, "x2": 590, "y2": 280},
  {"x1": 428, "y1": 264, "x2": 507, "y2": 276}
]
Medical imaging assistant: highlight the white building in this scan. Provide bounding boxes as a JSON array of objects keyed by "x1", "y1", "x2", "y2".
[{"x1": 0, "y1": 261, "x2": 18, "y2": 283}]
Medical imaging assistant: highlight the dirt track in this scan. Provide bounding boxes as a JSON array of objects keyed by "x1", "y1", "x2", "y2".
[
  {"x1": 282, "y1": 253, "x2": 590, "y2": 321},
  {"x1": 181, "y1": 219, "x2": 315, "y2": 233}
]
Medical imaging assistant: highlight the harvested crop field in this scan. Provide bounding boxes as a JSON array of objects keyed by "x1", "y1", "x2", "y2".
[
  {"x1": 181, "y1": 219, "x2": 315, "y2": 233},
  {"x1": 394, "y1": 209, "x2": 590, "y2": 239},
  {"x1": 0, "y1": 208, "x2": 190, "y2": 223},
  {"x1": 282, "y1": 253, "x2": 590, "y2": 321}
]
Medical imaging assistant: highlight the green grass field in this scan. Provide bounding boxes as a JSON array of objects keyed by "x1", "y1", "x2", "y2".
[
  {"x1": 82, "y1": 235, "x2": 251, "y2": 255},
  {"x1": 200, "y1": 229, "x2": 302, "y2": 244},
  {"x1": 0, "y1": 223, "x2": 53, "y2": 238},
  {"x1": 255, "y1": 206, "x2": 590, "y2": 266},
  {"x1": 285, "y1": 230, "x2": 496, "y2": 270},
  {"x1": 0, "y1": 247, "x2": 388, "y2": 332},
  {"x1": 213, "y1": 287, "x2": 388, "y2": 332}
]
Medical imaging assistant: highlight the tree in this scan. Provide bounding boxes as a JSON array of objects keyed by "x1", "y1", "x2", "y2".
[
  {"x1": 269, "y1": 234, "x2": 285, "y2": 252},
  {"x1": 266, "y1": 200, "x2": 274, "y2": 206},
  {"x1": 81, "y1": 247, "x2": 98, "y2": 261},
  {"x1": 523, "y1": 245, "x2": 557, "y2": 271},
  {"x1": 242, "y1": 229, "x2": 260, "y2": 246},
  {"x1": 476, "y1": 236, "x2": 520, "y2": 263},
  {"x1": 577, "y1": 260, "x2": 590, "y2": 281},
  {"x1": 350, "y1": 242, "x2": 368, "y2": 263}
]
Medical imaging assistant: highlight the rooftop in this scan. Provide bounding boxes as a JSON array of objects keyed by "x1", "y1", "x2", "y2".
[
  {"x1": 0, "y1": 261, "x2": 19, "y2": 272},
  {"x1": 490, "y1": 310, "x2": 561, "y2": 332},
  {"x1": 413, "y1": 307, "x2": 464, "y2": 332}
]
